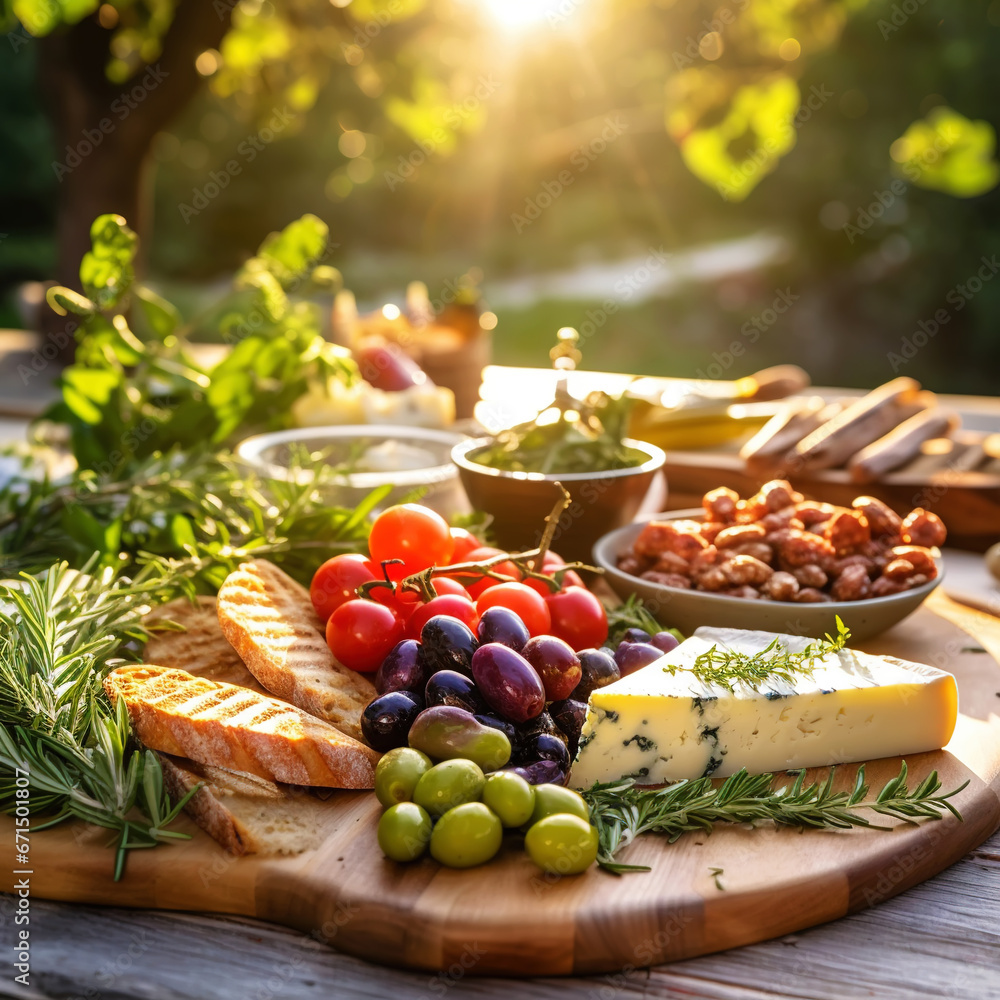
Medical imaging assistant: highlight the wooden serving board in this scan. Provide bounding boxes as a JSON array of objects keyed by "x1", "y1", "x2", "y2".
[{"x1": 6, "y1": 598, "x2": 1000, "y2": 978}]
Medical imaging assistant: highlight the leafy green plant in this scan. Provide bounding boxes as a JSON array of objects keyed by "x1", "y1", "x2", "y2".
[{"x1": 43, "y1": 213, "x2": 355, "y2": 479}]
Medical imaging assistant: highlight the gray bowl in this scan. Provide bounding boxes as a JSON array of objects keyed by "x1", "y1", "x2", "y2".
[
  {"x1": 235, "y1": 425, "x2": 468, "y2": 517},
  {"x1": 593, "y1": 512, "x2": 942, "y2": 642}
]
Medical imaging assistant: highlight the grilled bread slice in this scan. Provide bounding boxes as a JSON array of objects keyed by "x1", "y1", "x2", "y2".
[
  {"x1": 158, "y1": 753, "x2": 326, "y2": 856},
  {"x1": 216, "y1": 560, "x2": 374, "y2": 741},
  {"x1": 143, "y1": 596, "x2": 268, "y2": 694},
  {"x1": 104, "y1": 665, "x2": 379, "y2": 787}
]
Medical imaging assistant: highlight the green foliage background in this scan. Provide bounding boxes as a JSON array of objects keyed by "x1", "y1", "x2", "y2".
[{"x1": 2, "y1": 0, "x2": 1000, "y2": 393}]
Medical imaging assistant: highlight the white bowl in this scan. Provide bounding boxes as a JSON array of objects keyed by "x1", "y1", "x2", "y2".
[
  {"x1": 235, "y1": 425, "x2": 468, "y2": 517},
  {"x1": 593, "y1": 513, "x2": 942, "y2": 642}
]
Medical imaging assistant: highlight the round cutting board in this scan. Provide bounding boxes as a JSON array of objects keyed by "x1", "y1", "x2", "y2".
[{"x1": 6, "y1": 598, "x2": 1000, "y2": 977}]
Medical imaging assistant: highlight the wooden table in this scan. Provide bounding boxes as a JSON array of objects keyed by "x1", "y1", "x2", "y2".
[
  {"x1": 0, "y1": 396, "x2": 998, "y2": 999},
  {"x1": 1, "y1": 592, "x2": 998, "y2": 1000}
]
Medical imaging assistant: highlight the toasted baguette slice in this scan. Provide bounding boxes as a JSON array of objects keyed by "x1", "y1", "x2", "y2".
[
  {"x1": 216, "y1": 560, "x2": 374, "y2": 741},
  {"x1": 158, "y1": 753, "x2": 326, "y2": 856},
  {"x1": 143, "y1": 597, "x2": 269, "y2": 694},
  {"x1": 104, "y1": 665, "x2": 379, "y2": 787}
]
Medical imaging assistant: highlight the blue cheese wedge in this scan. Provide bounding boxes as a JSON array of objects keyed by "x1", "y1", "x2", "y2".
[{"x1": 570, "y1": 627, "x2": 958, "y2": 789}]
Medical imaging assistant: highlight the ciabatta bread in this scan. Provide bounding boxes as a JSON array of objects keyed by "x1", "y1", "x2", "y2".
[
  {"x1": 143, "y1": 596, "x2": 268, "y2": 694},
  {"x1": 104, "y1": 665, "x2": 379, "y2": 787},
  {"x1": 216, "y1": 560, "x2": 374, "y2": 741},
  {"x1": 158, "y1": 754, "x2": 326, "y2": 856}
]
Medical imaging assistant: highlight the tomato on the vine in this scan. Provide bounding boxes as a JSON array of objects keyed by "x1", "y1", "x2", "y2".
[
  {"x1": 522, "y1": 550, "x2": 585, "y2": 596},
  {"x1": 326, "y1": 600, "x2": 405, "y2": 673},
  {"x1": 369, "y1": 582, "x2": 422, "y2": 621},
  {"x1": 310, "y1": 554, "x2": 378, "y2": 623},
  {"x1": 449, "y1": 527, "x2": 482, "y2": 563},
  {"x1": 475, "y1": 582, "x2": 551, "y2": 637},
  {"x1": 368, "y1": 504, "x2": 454, "y2": 579},
  {"x1": 463, "y1": 547, "x2": 522, "y2": 599},
  {"x1": 544, "y1": 586, "x2": 608, "y2": 651},
  {"x1": 406, "y1": 595, "x2": 480, "y2": 638},
  {"x1": 429, "y1": 577, "x2": 472, "y2": 599}
]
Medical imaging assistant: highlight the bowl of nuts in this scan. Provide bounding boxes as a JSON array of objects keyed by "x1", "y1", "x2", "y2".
[{"x1": 593, "y1": 481, "x2": 944, "y2": 641}]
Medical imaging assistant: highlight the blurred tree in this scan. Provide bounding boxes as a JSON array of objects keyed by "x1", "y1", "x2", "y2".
[{"x1": 3, "y1": 0, "x2": 998, "y2": 384}]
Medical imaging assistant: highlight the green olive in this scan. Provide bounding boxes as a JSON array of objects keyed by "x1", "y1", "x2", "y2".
[
  {"x1": 429, "y1": 802, "x2": 503, "y2": 868},
  {"x1": 526, "y1": 783, "x2": 590, "y2": 829},
  {"x1": 377, "y1": 802, "x2": 432, "y2": 862},
  {"x1": 525, "y1": 813, "x2": 599, "y2": 875},
  {"x1": 375, "y1": 747, "x2": 433, "y2": 807},
  {"x1": 481, "y1": 771, "x2": 535, "y2": 828},
  {"x1": 412, "y1": 759, "x2": 485, "y2": 818}
]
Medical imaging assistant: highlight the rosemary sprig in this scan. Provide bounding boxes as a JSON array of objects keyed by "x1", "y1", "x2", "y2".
[
  {"x1": 583, "y1": 762, "x2": 968, "y2": 874},
  {"x1": 672, "y1": 617, "x2": 852, "y2": 692},
  {"x1": 0, "y1": 559, "x2": 202, "y2": 879}
]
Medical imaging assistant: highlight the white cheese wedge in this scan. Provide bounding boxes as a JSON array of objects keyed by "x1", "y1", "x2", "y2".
[{"x1": 570, "y1": 627, "x2": 958, "y2": 789}]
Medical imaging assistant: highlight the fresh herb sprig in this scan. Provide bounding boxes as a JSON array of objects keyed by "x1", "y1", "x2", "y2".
[
  {"x1": 0, "y1": 560, "x2": 203, "y2": 879},
  {"x1": 583, "y1": 762, "x2": 968, "y2": 874},
  {"x1": 673, "y1": 617, "x2": 852, "y2": 692},
  {"x1": 0, "y1": 448, "x2": 385, "y2": 586}
]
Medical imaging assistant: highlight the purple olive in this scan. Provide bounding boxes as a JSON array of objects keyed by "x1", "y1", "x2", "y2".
[
  {"x1": 419, "y1": 615, "x2": 478, "y2": 677},
  {"x1": 361, "y1": 690, "x2": 424, "y2": 752},
  {"x1": 614, "y1": 641, "x2": 663, "y2": 676},
  {"x1": 514, "y1": 732, "x2": 571, "y2": 770},
  {"x1": 549, "y1": 697, "x2": 588, "y2": 755},
  {"x1": 470, "y1": 642, "x2": 546, "y2": 723},
  {"x1": 375, "y1": 639, "x2": 426, "y2": 695},
  {"x1": 621, "y1": 627, "x2": 652, "y2": 645},
  {"x1": 504, "y1": 759, "x2": 568, "y2": 786},
  {"x1": 650, "y1": 631, "x2": 681, "y2": 654},
  {"x1": 424, "y1": 669, "x2": 483, "y2": 713},
  {"x1": 476, "y1": 606, "x2": 530, "y2": 652},
  {"x1": 571, "y1": 647, "x2": 620, "y2": 701}
]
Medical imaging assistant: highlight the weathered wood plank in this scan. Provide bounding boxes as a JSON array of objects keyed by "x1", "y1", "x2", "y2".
[{"x1": 4, "y1": 831, "x2": 998, "y2": 1000}]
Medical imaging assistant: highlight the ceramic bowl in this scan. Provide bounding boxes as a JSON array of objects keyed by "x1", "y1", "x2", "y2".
[
  {"x1": 235, "y1": 425, "x2": 467, "y2": 517},
  {"x1": 451, "y1": 437, "x2": 666, "y2": 564},
  {"x1": 593, "y1": 512, "x2": 943, "y2": 641}
]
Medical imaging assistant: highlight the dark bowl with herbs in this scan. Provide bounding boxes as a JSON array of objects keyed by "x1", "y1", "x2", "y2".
[{"x1": 452, "y1": 389, "x2": 665, "y2": 562}]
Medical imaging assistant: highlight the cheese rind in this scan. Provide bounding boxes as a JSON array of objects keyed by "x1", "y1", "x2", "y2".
[{"x1": 569, "y1": 627, "x2": 958, "y2": 789}]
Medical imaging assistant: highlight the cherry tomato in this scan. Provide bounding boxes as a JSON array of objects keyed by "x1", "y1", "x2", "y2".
[
  {"x1": 310, "y1": 554, "x2": 378, "y2": 623},
  {"x1": 369, "y1": 504, "x2": 454, "y2": 579},
  {"x1": 406, "y1": 595, "x2": 480, "y2": 638},
  {"x1": 475, "y1": 582, "x2": 551, "y2": 637},
  {"x1": 369, "y1": 583, "x2": 422, "y2": 622},
  {"x1": 463, "y1": 547, "x2": 523, "y2": 599},
  {"x1": 326, "y1": 600, "x2": 405, "y2": 673},
  {"x1": 449, "y1": 527, "x2": 482, "y2": 563},
  {"x1": 430, "y1": 577, "x2": 472, "y2": 599},
  {"x1": 544, "y1": 586, "x2": 608, "y2": 651},
  {"x1": 522, "y1": 551, "x2": 586, "y2": 596}
]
